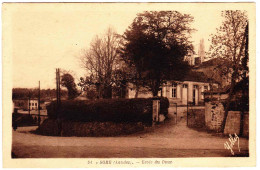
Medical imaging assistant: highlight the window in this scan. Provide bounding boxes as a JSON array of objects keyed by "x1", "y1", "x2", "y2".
[
  {"x1": 172, "y1": 88, "x2": 177, "y2": 98},
  {"x1": 183, "y1": 84, "x2": 188, "y2": 88},
  {"x1": 172, "y1": 83, "x2": 177, "y2": 98},
  {"x1": 204, "y1": 86, "x2": 208, "y2": 91},
  {"x1": 193, "y1": 85, "x2": 198, "y2": 89},
  {"x1": 35, "y1": 103, "x2": 37, "y2": 107},
  {"x1": 32, "y1": 103, "x2": 34, "y2": 106}
]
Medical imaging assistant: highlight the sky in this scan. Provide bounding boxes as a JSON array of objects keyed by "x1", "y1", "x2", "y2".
[{"x1": 9, "y1": 3, "x2": 224, "y2": 89}]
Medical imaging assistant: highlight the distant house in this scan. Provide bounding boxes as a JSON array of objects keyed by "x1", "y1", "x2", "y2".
[{"x1": 13, "y1": 99, "x2": 39, "y2": 111}]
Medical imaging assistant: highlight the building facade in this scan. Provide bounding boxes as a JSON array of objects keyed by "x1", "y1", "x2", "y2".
[
  {"x1": 13, "y1": 99, "x2": 39, "y2": 111},
  {"x1": 127, "y1": 80, "x2": 218, "y2": 106}
]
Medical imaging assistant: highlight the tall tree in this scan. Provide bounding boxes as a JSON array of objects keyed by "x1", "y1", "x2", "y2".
[
  {"x1": 120, "y1": 11, "x2": 193, "y2": 96},
  {"x1": 80, "y1": 27, "x2": 122, "y2": 98},
  {"x1": 208, "y1": 10, "x2": 248, "y2": 132}
]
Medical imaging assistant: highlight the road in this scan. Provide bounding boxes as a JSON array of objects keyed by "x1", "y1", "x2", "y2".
[{"x1": 12, "y1": 112, "x2": 249, "y2": 158}]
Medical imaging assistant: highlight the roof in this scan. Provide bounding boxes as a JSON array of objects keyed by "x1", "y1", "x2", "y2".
[
  {"x1": 13, "y1": 98, "x2": 38, "y2": 101},
  {"x1": 193, "y1": 58, "x2": 231, "y2": 69}
]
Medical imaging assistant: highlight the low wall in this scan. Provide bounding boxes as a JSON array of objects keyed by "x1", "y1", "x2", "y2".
[
  {"x1": 224, "y1": 111, "x2": 241, "y2": 135},
  {"x1": 224, "y1": 111, "x2": 249, "y2": 137},
  {"x1": 243, "y1": 112, "x2": 249, "y2": 137}
]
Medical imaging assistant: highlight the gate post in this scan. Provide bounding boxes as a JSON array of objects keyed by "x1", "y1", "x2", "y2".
[
  {"x1": 187, "y1": 102, "x2": 189, "y2": 126},
  {"x1": 152, "y1": 98, "x2": 160, "y2": 126}
]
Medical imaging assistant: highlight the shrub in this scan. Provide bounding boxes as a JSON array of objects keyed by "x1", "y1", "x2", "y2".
[
  {"x1": 47, "y1": 97, "x2": 169, "y2": 124},
  {"x1": 158, "y1": 97, "x2": 169, "y2": 116},
  {"x1": 12, "y1": 113, "x2": 37, "y2": 127},
  {"x1": 36, "y1": 119, "x2": 60, "y2": 136}
]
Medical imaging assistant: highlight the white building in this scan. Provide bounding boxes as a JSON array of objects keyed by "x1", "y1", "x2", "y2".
[
  {"x1": 13, "y1": 99, "x2": 39, "y2": 110},
  {"x1": 126, "y1": 71, "x2": 218, "y2": 106}
]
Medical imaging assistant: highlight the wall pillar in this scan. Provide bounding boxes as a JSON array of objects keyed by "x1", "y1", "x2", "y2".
[{"x1": 152, "y1": 99, "x2": 160, "y2": 125}]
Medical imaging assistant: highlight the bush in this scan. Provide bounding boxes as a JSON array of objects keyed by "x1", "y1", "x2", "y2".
[
  {"x1": 12, "y1": 113, "x2": 37, "y2": 127},
  {"x1": 47, "y1": 97, "x2": 169, "y2": 124},
  {"x1": 159, "y1": 97, "x2": 169, "y2": 116},
  {"x1": 36, "y1": 119, "x2": 60, "y2": 136}
]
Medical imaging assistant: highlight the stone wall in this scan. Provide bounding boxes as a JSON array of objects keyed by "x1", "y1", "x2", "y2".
[
  {"x1": 243, "y1": 112, "x2": 249, "y2": 137},
  {"x1": 204, "y1": 101, "x2": 249, "y2": 137},
  {"x1": 224, "y1": 111, "x2": 241, "y2": 135},
  {"x1": 224, "y1": 111, "x2": 249, "y2": 137},
  {"x1": 205, "y1": 101, "x2": 225, "y2": 132}
]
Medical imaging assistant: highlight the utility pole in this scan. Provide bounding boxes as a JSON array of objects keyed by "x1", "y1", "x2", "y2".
[
  {"x1": 56, "y1": 69, "x2": 59, "y2": 106},
  {"x1": 56, "y1": 68, "x2": 62, "y2": 135},
  {"x1": 58, "y1": 68, "x2": 61, "y2": 106},
  {"x1": 56, "y1": 68, "x2": 61, "y2": 107},
  {"x1": 38, "y1": 81, "x2": 41, "y2": 126},
  {"x1": 28, "y1": 91, "x2": 31, "y2": 116}
]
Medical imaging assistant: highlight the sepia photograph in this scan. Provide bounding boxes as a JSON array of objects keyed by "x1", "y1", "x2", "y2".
[{"x1": 2, "y1": 2, "x2": 256, "y2": 168}]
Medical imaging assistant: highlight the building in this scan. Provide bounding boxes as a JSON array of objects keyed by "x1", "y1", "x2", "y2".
[
  {"x1": 193, "y1": 58, "x2": 232, "y2": 88},
  {"x1": 125, "y1": 38, "x2": 220, "y2": 105},
  {"x1": 13, "y1": 99, "x2": 39, "y2": 111},
  {"x1": 126, "y1": 71, "x2": 218, "y2": 106}
]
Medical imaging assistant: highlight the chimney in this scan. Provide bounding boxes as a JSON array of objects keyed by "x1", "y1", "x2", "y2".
[{"x1": 198, "y1": 39, "x2": 205, "y2": 63}]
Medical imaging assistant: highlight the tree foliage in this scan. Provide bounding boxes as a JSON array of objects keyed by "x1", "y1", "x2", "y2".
[
  {"x1": 79, "y1": 27, "x2": 122, "y2": 98},
  {"x1": 120, "y1": 11, "x2": 194, "y2": 96},
  {"x1": 209, "y1": 10, "x2": 248, "y2": 84},
  {"x1": 208, "y1": 10, "x2": 248, "y2": 132},
  {"x1": 61, "y1": 73, "x2": 79, "y2": 100},
  {"x1": 12, "y1": 88, "x2": 67, "y2": 100}
]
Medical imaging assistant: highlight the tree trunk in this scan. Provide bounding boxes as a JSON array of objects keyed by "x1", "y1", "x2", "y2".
[
  {"x1": 134, "y1": 84, "x2": 140, "y2": 98},
  {"x1": 221, "y1": 75, "x2": 236, "y2": 132},
  {"x1": 239, "y1": 79, "x2": 246, "y2": 136},
  {"x1": 103, "y1": 85, "x2": 112, "y2": 99},
  {"x1": 152, "y1": 80, "x2": 160, "y2": 97},
  {"x1": 134, "y1": 72, "x2": 141, "y2": 98}
]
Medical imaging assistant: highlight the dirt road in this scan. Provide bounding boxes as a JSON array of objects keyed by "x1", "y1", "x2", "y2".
[{"x1": 12, "y1": 113, "x2": 248, "y2": 158}]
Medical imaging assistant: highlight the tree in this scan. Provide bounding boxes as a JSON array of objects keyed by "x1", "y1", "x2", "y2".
[
  {"x1": 80, "y1": 27, "x2": 122, "y2": 98},
  {"x1": 208, "y1": 10, "x2": 248, "y2": 132},
  {"x1": 61, "y1": 73, "x2": 79, "y2": 100},
  {"x1": 120, "y1": 11, "x2": 193, "y2": 96}
]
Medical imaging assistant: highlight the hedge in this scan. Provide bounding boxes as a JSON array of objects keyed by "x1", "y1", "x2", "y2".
[
  {"x1": 36, "y1": 119, "x2": 145, "y2": 137},
  {"x1": 46, "y1": 97, "x2": 169, "y2": 124}
]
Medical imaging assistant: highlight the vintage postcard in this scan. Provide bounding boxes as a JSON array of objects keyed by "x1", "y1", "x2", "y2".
[{"x1": 2, "y1": 2, "x2": 256, "y2": 168}]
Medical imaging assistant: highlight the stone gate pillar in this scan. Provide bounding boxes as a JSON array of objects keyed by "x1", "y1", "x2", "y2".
[{"x1": 152, "y1": 98, "x2": 160, "y2": 125}]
